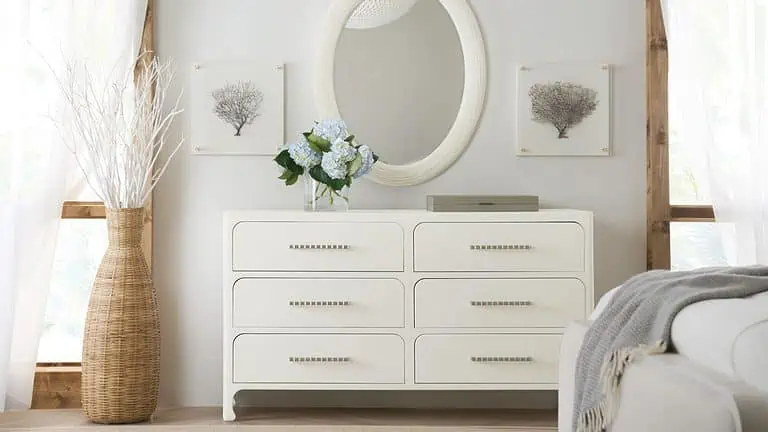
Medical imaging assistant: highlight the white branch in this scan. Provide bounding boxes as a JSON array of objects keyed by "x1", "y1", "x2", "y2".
[{"x1": 51, "y1": 54, "x2": 184, "y2": 209}]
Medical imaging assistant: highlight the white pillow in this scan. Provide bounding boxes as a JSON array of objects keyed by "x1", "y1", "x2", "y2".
[
  {"x1": 590, "y1": 285, "x2": 621, "y2": 320},
  {"x1": 672, "y1": 292, "x2": 768, "y2": 393}
]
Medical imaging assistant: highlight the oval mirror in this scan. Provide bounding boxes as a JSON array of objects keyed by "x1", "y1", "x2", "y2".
[{"x1": 316, "y1": 0, "x2": 487, "y2": 187}]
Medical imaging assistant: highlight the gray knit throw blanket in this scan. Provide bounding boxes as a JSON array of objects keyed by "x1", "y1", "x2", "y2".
[{"x1": 573, "y1": 266, "x2": 768, "y2": 432}]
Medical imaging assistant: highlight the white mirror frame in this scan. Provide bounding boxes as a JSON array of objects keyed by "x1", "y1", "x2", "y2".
[{"x1": 315, "y1": 0, "x2": 487, "y2": 187}]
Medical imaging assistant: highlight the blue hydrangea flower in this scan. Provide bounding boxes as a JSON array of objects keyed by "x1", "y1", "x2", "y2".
[
  {"x1": 288, "y1": 136, "x2": 321, "y2": 169},
  {"x1": 330, "y1": 138, "x2": 357, "y2": 163},
  {"x1": 353, "y1": 145, "x2": 375, "y2": 178},
  {"x1": 313, "y1": 119, "x2": 349, "y2": 143},
  {"x1": 321, "y1": 151, "x2": 348, "y2": 180}
]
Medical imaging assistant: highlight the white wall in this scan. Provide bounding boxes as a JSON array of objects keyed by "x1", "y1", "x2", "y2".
[{"x1": 154, "y1": 0, "x2": 646, "y2": 407}]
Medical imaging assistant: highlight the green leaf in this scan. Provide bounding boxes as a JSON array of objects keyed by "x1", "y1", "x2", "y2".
[
  {"x1": 285, "y1": 173, "x2": 300, "y2": 186},
  {"x1": 329, "y1": 178, "x2": 347, "y2": 191},
  {"x1": 274, "y1": 149, "x2": 304, "y2": 176},
  {"x1": 274, "y1": 150, "x2": 292, "y2": 168},
  {"x1": 345, "y1": 176, "x2": 352, "y2": 187},
  {"x1": 308, "y1": 141, "x2": 324, "y2": 154},
  {"x1": 348, "y1": 153, "x2": 362, "y2": 177},
  {"x1": 309, "y1": 166, "x2": 346, "y2": 191},
  {"x1": 372, "y1": 153, "x2": 380, "y2": 163},
  {"x1": 309, "y1": 165, "x2": 333, "y2": 185},
  {"x1": 345, "y1": 135, "x2": 356, "y2": 143},
  {"x1": 303, "y1": 132, "x2": 312, "y2": 139},
  {"x1": 307, "y1": 134, "x2": 331, "y2": 152},
  {"x1": 278, "y1": 169, "x2": 292, "y2": 180}
]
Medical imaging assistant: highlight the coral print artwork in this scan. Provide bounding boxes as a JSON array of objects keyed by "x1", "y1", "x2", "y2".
[
  {"x1": 190, "y1": 61, "x2": 284, "y2": 155},
  {"x1": 212, "y1": 81, "x2": 264, "y2": 137},
  {"x1": 517, "y1": 63, "x2": 611, "y2": 157},
  {"x1": 529, "y1": 81, "x2": 599, "y2": 139}
]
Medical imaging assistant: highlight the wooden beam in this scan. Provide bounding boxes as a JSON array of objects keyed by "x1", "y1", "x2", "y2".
[
  {"x1": 646, "y1": 0, "x2": 671, "y2": 270},
  {"x1": 61, "y1": 202, "x2": 106, "y2": 219},
  {"x1": 670, "y1": 205, "x2": 716, "y2": 222},
  {"x1": 139, "y1": 0, "x2": 155, "y2": 271},
  {"x1": 31, "y1": 365, "x2": 82, "y2": 409}
]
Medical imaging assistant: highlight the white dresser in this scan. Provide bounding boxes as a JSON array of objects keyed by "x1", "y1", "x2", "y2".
[{"x1": 222, "y1": 210, "x2": 594, "y2": 420}]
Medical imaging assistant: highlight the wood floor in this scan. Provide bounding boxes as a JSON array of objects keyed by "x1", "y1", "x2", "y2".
[{"x1": 0, "y1": 408, "x2": 557, "y2": 431}]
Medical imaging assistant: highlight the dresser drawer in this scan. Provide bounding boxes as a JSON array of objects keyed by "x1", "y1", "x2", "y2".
[
  {"x1": 233, "y1": 334, "x2": 405, "y2": 384},
  {"x1": 232, "y1": 222, "x2": 404, "y2": 272},
  {"x1": 233, "y1": 278, "x2": 405, "y2": 328},
  {"x1": 415, "y1": 334, "x2": 560, "y2": 384},
  {"x1": 415, "y1": 279, "x2": 585, "y2": 328},
  {"x1": 413, "y1": 223, "x2": 584, "y2": 272}
]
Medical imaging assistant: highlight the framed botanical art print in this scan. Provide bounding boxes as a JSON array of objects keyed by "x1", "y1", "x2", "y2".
[
  {"x1": 190, "y1": 61, "x2": 284, "y2": 155},
  {"x1": 516, "y1": 62, "x2": 611, "y2": 157}
]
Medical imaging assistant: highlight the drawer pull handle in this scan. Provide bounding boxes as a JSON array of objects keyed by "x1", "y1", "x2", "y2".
[
  {"x1": 470, "y1": 300, "x2": 534, "y2": 307},
  {"x1": 288, "y1": 300, "x2": 352, "y2": 307},
  {"x1": 471, "y1": 356, "x2": 534, "y2": 363},
  {"x1": 469, "y1": 244, "x2": 533, "y2": 251},
  {"x1": 289, "y1": 244, "x2": 351, "y2": 250},
  {"x1": 289, "y1": 356, "x2": 351, "y2": 363}
]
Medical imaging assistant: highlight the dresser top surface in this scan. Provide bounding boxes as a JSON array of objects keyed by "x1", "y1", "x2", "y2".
[{"x1": 224, "y1": 209, "x2": 593, "y2": 224}]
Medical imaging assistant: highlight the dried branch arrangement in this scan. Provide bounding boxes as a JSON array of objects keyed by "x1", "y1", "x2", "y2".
[{"x1": 54, "y1": 53, "x2": 184, "y2": 209}]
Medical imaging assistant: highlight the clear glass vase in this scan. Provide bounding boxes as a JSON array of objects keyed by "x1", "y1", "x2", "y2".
[{"x1": 303, "y1": 174, "x2": 350, "y2": 211}]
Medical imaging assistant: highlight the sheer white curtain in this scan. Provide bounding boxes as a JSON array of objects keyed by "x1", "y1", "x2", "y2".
[
  {"x1": 663, "y1": 0, "x2": 768, "y2": 265},
  {"x1": 0, "y1": 0, "x2": 148, "y2": 411}
]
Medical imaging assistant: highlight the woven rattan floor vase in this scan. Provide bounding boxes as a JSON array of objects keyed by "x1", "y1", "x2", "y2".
[{"x1": 82, "y1": 208, "x2": 159, "y2": 424}]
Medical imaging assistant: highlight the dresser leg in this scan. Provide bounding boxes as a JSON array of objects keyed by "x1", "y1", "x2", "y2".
[{"x1": 223, "y1": 393, "x2": 236, "y2": 421}]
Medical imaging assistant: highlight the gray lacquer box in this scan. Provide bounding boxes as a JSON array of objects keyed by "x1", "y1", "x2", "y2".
[{"x1": 426, "y1": 195, "x2": 539, "y2": 212}]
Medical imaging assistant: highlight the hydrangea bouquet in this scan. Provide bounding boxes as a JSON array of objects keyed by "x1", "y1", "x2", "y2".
[{"x1": 275, "y1": 119, "x2": 378, "y2": 210}]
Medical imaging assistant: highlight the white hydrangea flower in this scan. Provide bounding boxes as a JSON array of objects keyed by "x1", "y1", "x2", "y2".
[
  {"x1": 330, "y1": 138, "x2": 357, "y2": 162},
  {"x1": 353, "y1": 145, "x2": 375, "y2": 178},
  {"x1": 321, "y1": 151, "x2": 348, "y2": 180},
  {"x1": 288, "y1": 136, "x2": 321, "y2": 169},
  {"x1": 313, "y1": 119, "x2": 349, "y2": 143}
]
